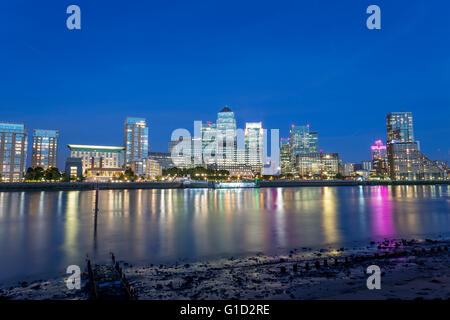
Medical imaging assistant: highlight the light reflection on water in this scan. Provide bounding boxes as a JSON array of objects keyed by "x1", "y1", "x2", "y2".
[{"x1": 0, "y1": 185, "x2": 449, "y2": 283}]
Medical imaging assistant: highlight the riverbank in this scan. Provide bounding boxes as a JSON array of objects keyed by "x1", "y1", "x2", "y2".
[
  {"x1": 2, "y1": 238, "x2": 449, "y2": 300},
  {"x1": 0, "y1": 179, "x2": 448, "y2": 192}
]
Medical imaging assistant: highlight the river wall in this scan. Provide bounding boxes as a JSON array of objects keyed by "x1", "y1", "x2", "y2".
[{"x1": 0, "y1": 180, "x2": 448, "y2": 192}]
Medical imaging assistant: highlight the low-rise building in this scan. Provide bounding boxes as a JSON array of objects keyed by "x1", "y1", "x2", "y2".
[
  {"x1": 65, "y1": 157, "x2": 83, "y2": 180},
  {"x1": 131, "y1": 158, "x2": 162, "y2": 179}
]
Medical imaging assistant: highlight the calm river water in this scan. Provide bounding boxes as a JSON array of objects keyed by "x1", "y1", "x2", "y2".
[{"x1": 0, "y1": 185, "x2": 449, "y2": 284}]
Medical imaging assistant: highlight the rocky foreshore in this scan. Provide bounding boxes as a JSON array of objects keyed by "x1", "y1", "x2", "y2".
[{"x1": 1, "y1": 238, "x2": 449, "y2": 300}]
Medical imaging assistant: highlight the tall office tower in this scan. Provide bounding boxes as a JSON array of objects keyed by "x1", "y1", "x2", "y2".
[
  {"x1": 290, "y1": 125, "x2": 318, "y2": 157},
  {"x1": 124, "y1": 117, "x2": 149, "y2": 166},
  {"x1": 216, "y1": 106, "x2": 237, "y2": 166},
  {"x1": 386, "y1": 112, "x2": 414, "y2": 143},
  {"x1": 280, "y1": 138, "x2": 293, "y2": 175},
  {"x1": 244, "y1": 122, "x2": 264, "y2": 173},
  {"x1": 0, "y1": 122, "x2": 28, "y2": 182},
  {"x1": 201, "y1": 121, "x2": 217, "y2": 165},
  {"x1": 31, "y1": 129, "x2": 59, "y2": 169}
]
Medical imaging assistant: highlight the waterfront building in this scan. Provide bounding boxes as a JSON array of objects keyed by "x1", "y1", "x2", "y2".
[
  {"x1": 290, "y1": 125, "x2": 318, "y2": 157},
  {"x1": 67, "y1": 144, "x2": 125, "y2": 175},
  {"x1": 361, "y1": 161, "x2": 373, "y2": 172},
  {"x1": 131, "y1": 158, "x2": 162, "y2": 178},
  {"x1": 169, "y1": 136, "x2": 195, "y2": 168},
  {"x1": 0, "y1": 122, "x2": 27, "y2": 182},
  {"x1": 124, "y1": 117, "x2": 149, "y2": 166},
  {"x1": 280, "y1": 138, "x2": 293, "y2": 176},
  {"x1": 85, "y1": 168, "x2": 124, "y2": 182},
  {"x1": 208, "y1": 163, "x2": 254, "y2": 178},
  {"x1": 295, "y1": 153, "x2": 339, "y2": 178},
  {"x1": 64, "y1": 157, "x2": 83, "y2": 180},
  {"x1": 244, "y1": 122, "x2": 264, "y2": 174},
  {"x1": 201, "y1": 121, "x2": 217, "y2": 166},
  {"x1": 339, "y1": 163, "x2": 355, "y2": 177},
  {"x1": 386, "y1": 111, "x2": 446, "y2": 180},
  {"x1": 371, "y1": 139, "x2": 387, "y2": 177},
  {"x1": 386, "y1": 112, "x2": 414, "y2": 143},
  {"x1": 373, "y1": 158, "x2": 389, "y2": 177},
  {"x1": 371, "y1": 140, "x2": 387, "y2": 161},
  {"x1": 31, "y1": 129, "x2": 58, "y2": 169},
  {"x1": 387, "y1": 141, "x2": 447, "y2": 180},
  {"x1": 216, "y1": 106, "x2": 237, "y2": 166},
  {"x1": 148, "y1": 152, "x2": 174, "y2": 170}
]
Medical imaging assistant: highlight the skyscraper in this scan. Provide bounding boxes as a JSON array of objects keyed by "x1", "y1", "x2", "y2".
[
  {"x1": 280, "y1": 138, "x2": 293, "y2": 176},
  {"x1": 201, "y1": 121, "x2": 217, "y2": 165},
  {"x1": 31, "y1": 129, "x2": 58, "y2": 169},
  {"x1": 245, "y1": 122, "x2": 264, "y2": 173},
  {"x1": 0, "y1": 122, "x2": 27, "y2": 182},
  {"x1": 124, "y1": 117, "x2": 149, "y2": 166},
  {"x1": 290, "y1": 125, "x2": 318, "y2": 157},
  {"x1": 216, "y1": 106, "x2": 237, "y2": 166},
  {"x1": 386, "y1": 112, "x2": 447, "y2": 180},
  {"x1": 386, "y1": 112, "x2": 414, "y2": 143}
]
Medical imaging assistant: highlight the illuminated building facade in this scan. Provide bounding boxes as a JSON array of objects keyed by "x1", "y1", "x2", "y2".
[
  {"x1": 131, "y1": 158, "x2": 162, "y2": 178},
  {"x1": 280, "y1": 138, "x2": 293, "y2": 176},
  {"x1": 31, "y1": 129, "x2": 58, "y2": 169},
  {"x1": 67, "y1": 144, "x2": 125, "y2": 174},
  {"x1": 386, "y1": 112, "x2": 414, "y2": 143},
  {"x1": 201, "y1": 121, "x2": 217, "y2": 166},
  {"x1": 124, "y1": 117, "x2": 149, "y2": 165},
  {"x1": 386, "y1": 111, "x2": 446, "y2": 180},
  {"x1": 290, "y1": 125, "x2": 318, "y2": 157},
  {"x1": 244, "y1": 122, "x2": 264, "y2": 173},
  {"x1": 371, "y1": 140, "x2": 387, "y2": 177},
  {"x1": 64, "y1": 157, "x2": 83, "y2": 180},
  {"x1": 0, "y1": 122, "x2": 27, "y2": 182},
  {"x1": 295, "y1": 152, "x2": 339, "y2": 178},
  {"x1": 387, "y1": 142, "x2": 447, "y2": 180},
  {"x1": 216, "y1": 106, "x2": 237, "y2": 166},
  {"x1": 148, "y1": 152, "x2": 174, "y2": 169}
]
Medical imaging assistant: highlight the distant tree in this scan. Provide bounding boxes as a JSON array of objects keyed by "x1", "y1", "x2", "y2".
[
  {"x1": 44, "y1": 167, "x2": 61, "y2": 181},
  {"x1": 124, "y1": 168, "x2": 136, "y2": 181},
  {"x1": 25, "y1": 167, "x2": 46, "y2": 181},
  {"x1": 77, "y1": 174, "x2": 85, "y2": 182},
  {"x1": 61, "y1": 172, "x2": 69, "y2": 182},
  {"x1": 334, "y1": 173, "x2": 345, "y2": 180}
]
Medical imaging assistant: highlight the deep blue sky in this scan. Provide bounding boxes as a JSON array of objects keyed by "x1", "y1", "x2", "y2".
[{"x1": 1, "y1": 0, "x2": 449, "y2": 168}]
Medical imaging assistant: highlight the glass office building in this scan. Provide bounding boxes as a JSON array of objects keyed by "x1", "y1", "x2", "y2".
[
  {"x1": 31, "y1": 129, "x2": 59, "y2": 169},
  {"x1": 290, "y1": 125, "x2": 318, "y2": 157},
  {"x1": 0, "y1": 122, "x2": 28, "y2": 182},
  {"x1": 216, "y1": 106, "x2": 237, "y2": 166},
  {"x1": 386, "y1": 112, "x2": 414, "y2": 143},
  {"x1": 124, "y1": 117, "x2": 149, "y2": 165},
  {"x1": 201, "y1": 121, "x2": 217, "y2": 165},
  {"x1": 280, "y1": 138, "x2": 293, "y2": 175},
  {"x1": 244, "y1": 122, "x2": 264, "y2": 173}
]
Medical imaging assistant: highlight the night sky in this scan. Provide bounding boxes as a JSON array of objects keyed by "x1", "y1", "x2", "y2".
[{"x1": 1, "y1": 1, "x2": 449, "y2": 168}]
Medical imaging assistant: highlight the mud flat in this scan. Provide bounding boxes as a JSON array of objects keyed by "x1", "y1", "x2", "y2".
[{"x1": 1, "y1": 238, "x2": 449, "y2": 300}]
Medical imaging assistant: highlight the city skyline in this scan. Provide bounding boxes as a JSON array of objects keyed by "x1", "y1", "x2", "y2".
[
  {"x1": 1, "y1": 1, "x2": 449, "y2": 168},
  {"x1": 0, "y1": 108, "x2": 448, "y2": 172}
]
